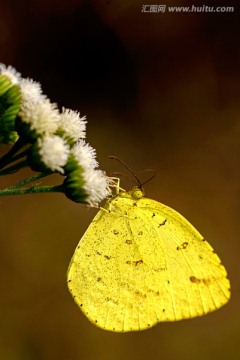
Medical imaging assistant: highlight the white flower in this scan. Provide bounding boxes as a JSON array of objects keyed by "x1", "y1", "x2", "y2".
[
  {"x1": 66, "y1": 140, "x2": 110, "y2": 205},
  {"x1": 19, "y1": 98, "x2": 60, "y2": 135},
  {"x1": 0, "y1": 63, "x2": 21, "y2": 84},
  {"x1": 59, "y1": 108, "x2": 86, "y2": 142},
  {"x1": 71, "y1": 139, "x2": 98, "y2": 170},
  {"x1": 82, "y1": 168, "x2": 110, "y2": 205},
  {"x1": 38, "y1": 135, "x2": 70, "y2": 173},
  {"x1": 20, "y1": 78, "x2": 45, "y2": 103}
]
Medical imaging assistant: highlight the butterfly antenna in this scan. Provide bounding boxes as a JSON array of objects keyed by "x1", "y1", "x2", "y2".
[
  {"x1": 110, "y1": 171, "x2": 139, "y2": 185},
  {"x1": 139, "y1": 169, "x2": 156, "y2": 185},
  {"x1": 109, "y1": 156, "x2": 142, "y2": 189}
]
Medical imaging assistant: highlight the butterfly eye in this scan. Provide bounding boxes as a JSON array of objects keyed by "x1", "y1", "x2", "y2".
[{"x1": 132, "y1": 188, "x2": 143, "y2": 200}]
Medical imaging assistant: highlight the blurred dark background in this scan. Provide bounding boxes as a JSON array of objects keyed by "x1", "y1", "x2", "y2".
[{"x1": 0, "y1": 1, "x2": 240, "y2": 359}]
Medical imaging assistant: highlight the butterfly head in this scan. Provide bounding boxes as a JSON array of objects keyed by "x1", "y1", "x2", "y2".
[
  {"x1": 129, "y1": 186, "x2": 145, "y2": 200},
  {"x1": 108, "y1": 156, "x2": 154, "y2": 201}
]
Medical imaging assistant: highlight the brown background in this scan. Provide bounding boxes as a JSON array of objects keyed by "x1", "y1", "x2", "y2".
[{"x1": 0, "y1": 1, "x2": 239, "y2": 359}]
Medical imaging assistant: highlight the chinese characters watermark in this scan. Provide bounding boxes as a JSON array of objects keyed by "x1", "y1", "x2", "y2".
[{"x1": 141, "y1": 5, "x2": 166, "y2": 13}]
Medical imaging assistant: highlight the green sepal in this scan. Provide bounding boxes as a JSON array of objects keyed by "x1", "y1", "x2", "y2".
[
  {"x1": 0, "y1": 84, "x2": 21, "y2": 142},
  {"x1": 4, "y1": 84, "x2": 21, "y2": 104},
  {"x1": 15, "y1": 117, "x2": 38, "y2": 143},
  {"x1": 0, "y1": 84, "x2": 21, "y2": 117},
  {"x1": 0, "y1": 104, "x2": 21, "y2": 131},
  {"x1": 27, "y1": 141, "x2": 49, "y2": 172},
  {"x1": 0, "y1": 131, "x2": 19, "y2": 145},
  {"x1": 0, "y1": 75, "x2": 13, "y2": 97},
  {"x1": 64, "y1": 153, "x2": 78, "y2": 174},
  {"x1": 63, "y1": 156, "x2": 88, "y2": 203},
  {"x1": 63, "y1": 170, "x2": 88, "y2": 203},
  {"x1": 55, "y1": 129, "x2": 76, "y2": 147}
]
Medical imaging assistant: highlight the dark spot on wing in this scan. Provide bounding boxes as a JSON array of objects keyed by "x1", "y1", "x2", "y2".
[
  {"x1": 158, "y1": 219, "x2": 167, "y2": 227},
  {"x1": 96, "y1": 251, "x2": 102, "y2": 256},
  {"x1": 199, "y1": 255, "x2": 203, "y2": 260},
  {"x1": 162, "y1": 309, "x2": 165, "y2": 312},
  {"x1": 152, "y1": 213, "x2": 156, "y2": 218},
  {"x1": 126, "y1": 239, "x2": 132, "y2": 244},
  {"x1": 138, "y1": 231, "x2": 143, "y2": 235},
  {"x1": 113, "y1": 229, "x2": 119, "y2": 235},
  {"x1": 126, "y1": 259, "x2": 143, "y2": 266},
  {"x1": 68, "y1": 279, "x2": 71, "y2": 283},
  {"x1": 189, "y1": 276, "x2": 213, "y2": 284},
  {"x1": 190, "y1": 276, "x2": 200, "y2": 283},
  {"x1": 104, "y1": 255, "x2": 111, "y2": 260},
  {"x1": 176, "y1": 242, "x2": 189, "y2": 250},
  {"x1": 97, "y1": 277, "x2": 101, "y2": 282},
  {"x1": 202, "y1": 278, "x2": 213, "y2": 285}
]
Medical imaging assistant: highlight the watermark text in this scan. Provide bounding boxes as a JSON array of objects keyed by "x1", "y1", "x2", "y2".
[{"x1": 141, "y1": 5, "x2": 234, "y2": 13}]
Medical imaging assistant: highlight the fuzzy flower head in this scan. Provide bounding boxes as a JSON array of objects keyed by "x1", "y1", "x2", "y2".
[
  {"x1": 82, "y1": 168, "x2": 110, "y2": 205},
  {"x1": 36, "y1": 134, "x2": 70, "y2": 173},
  {"x1": 58, "y1": 108, "x2": 86, "y2": 143},
  {"x1": 19, "y1": 98, "x2": 60, "y2": 137},
  {"x1": 64, "y1": 141, "x2": 109, "y2": 205},
  {"x1": 20, "y1": 78, "x2": 45, "y2": 104},
  {"x1": 64, "y1": 164, "x2": 110, "y2": 206},
  {"x1": 0, "y1": 63, "x2": 21, "y2": 84},
  {"x1": 71, "y1": 140, "x2": 98, "y2": 170}
]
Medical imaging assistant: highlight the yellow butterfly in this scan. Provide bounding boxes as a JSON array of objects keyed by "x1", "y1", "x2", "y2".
[{"x1": 67, "y1": 180, "x2": 230, "y2": 332}]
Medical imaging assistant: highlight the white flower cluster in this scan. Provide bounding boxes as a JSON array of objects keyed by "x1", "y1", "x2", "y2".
[{"x1": 0, "y1": 63, "x2": 109, "y2": 205}]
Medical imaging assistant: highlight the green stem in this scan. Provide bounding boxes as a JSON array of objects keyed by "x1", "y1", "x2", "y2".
[
  {"x1": 7, "y1": 148, "x2": 30, "y2": 164},
  {"x1": 0, "y1": 184, "x2": 64, "y2": 196},
  {"x1": 6, "y1": 171, "x2": 53, "y2": 189},
  {"x1": 0, "y1": 160, "x2": 28, "y2": 175},
  {"x1": 0, "y1": 138, "x2": 27, "y2": 170}
]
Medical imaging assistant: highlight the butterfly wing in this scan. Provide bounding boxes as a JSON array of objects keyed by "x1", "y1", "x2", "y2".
[{"x1": 67, "y1": 195, "x2": 230, "y2": 332}]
